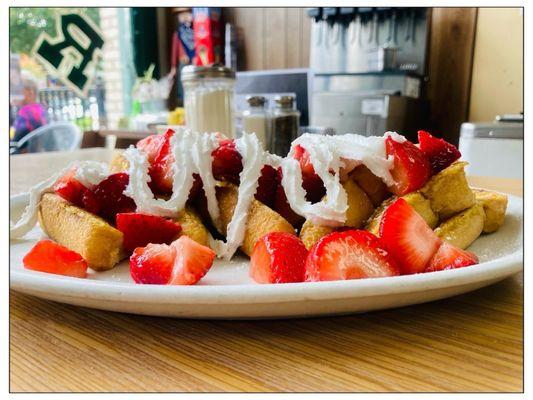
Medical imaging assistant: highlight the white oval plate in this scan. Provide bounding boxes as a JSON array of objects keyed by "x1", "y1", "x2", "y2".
[{"x1": 10, "y1": 193, "x2": 523, "y2": 319}]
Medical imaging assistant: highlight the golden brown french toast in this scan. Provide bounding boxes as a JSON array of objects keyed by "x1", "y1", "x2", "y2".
[
  {"x1": 420, "y1": 161, "x2": 475, "y2": 219},
  {"x1": 176, "y1": 206, "x2": 210, "y2": 247},
  {"x1": 349, "y1": 165, "x2": 391, "y2": 206},
  {"x1": 434, "y1": 202, "x2": 485, "y2": 249},
  {"x1": 300, "y1": 179, "x2": 374, "y2": 249},
  {"x1": 473, "y1": 189, "x2": 508, "y2": 233},
  {"x1": 216, "y1": 184, "x2": 295, "y2": 256},
  {"x1": 38, "y1": 193, "x2": 125, "y2": 271}
]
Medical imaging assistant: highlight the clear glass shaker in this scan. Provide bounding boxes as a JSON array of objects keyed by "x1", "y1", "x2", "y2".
[
  {"x1": 270, "y1": 95, "x2": 300, "y2": 156},
  {"x1": 242, "y1": 95, "x2": 270, "y2": 150},
  {"x1": 181, "y1": 65, "x2": 236, "y2": 137}
]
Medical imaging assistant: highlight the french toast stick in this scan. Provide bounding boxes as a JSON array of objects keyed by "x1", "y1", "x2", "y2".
[
  {"x1": 434, "y1": 203, "x2": 485, "y2": 249},
  {"x1": 420, "y1": 161, "x2": 475, "y2": 219},
  {"x1": 365, "y1": 192, "x2": 439, "y2": 235},
  {"x1": 349, "y1": 165, "x2": 391, "y2": 206},
  {"x1": 216, "y1": 184, "x2": 295, "y2": 256},
  {"x1": 176, "y1": 206, "x2": 210, "y2": 247},
  {"x1": 300, "y1": 179, "x2": 374, "y2": 249},
  {"x1": 38, "y1": 193, "x2": 124, "y2": 271},
  {"x1": 472, "y1": 189, "x2": 508, "y2": 233}
]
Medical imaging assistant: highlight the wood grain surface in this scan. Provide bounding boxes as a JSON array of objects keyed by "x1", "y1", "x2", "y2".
[{"x1": 9, "y1": 150, "x2": 523, "y2": 392}]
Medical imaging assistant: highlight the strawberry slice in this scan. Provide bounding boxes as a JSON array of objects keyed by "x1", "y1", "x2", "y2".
[
  {"x1": 91, "y1": 173, "x2": 136, "y2": 221},
  {"x1": 148, "y1": 129, "x2": 175, "y2": 194},
  {"x1": 23, "y1": 239, "x2": 88, "y2": 278},
  {"x1": 53, "y1": 168, "x2": 89, "y2": 207},
  {"x1": 211, "y1": 139, "x2": 243, "y2": 184},
  {"x1": 417, "y1": 130, "x2": 461, "y2": 174},
  {"x1": 136, "y1": 133, "x2": 167, "y2": 164},
  {"x1": 130, "y1": 243, "x2": 175, "y2": 284},
  {"x1": 305, "y1": 230, "x2": 399, "y2": 282},
  {"x1": 385, "y1": 136, "x2": 431, "y2": 196},
  {"x1": 426, "y1": 242, "x2": 478, "y2": 272},
  {"x1": 379, "y1": 198, "x2": 442, "y2": 274},
  {"x1": 116, "y1": 213, "x2": 182, "y2": 252},
  {"x1": 250, "y1": 232, "x2": 308, "y2": 284},
  {"x1": 293, "y1": 145, "x2": 326, "y2": 203},
  {"x1": 168, "y1": 236, "x2": 215, "y2": 285}
]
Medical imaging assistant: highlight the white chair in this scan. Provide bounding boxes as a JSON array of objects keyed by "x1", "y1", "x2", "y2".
[{"x1": 10, "y1": 122, "x2": 82, "y2": 154}]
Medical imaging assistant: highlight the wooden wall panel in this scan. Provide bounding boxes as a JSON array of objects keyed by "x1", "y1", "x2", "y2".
[
  {"x1": 224, "y1": 7, "x2": 311, "y2": 71},
  {"x1": 427, "y1": 8, "x2": 478, "y2": 144},
  {"x1": 286, "y1": 8, "x2": 302, "y2": 68},
  {"x1": 264, "y1": 8, "x2": 287, "y2": 69}
]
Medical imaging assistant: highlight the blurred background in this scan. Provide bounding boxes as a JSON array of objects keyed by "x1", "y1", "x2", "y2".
[{"x1": 9, "y1": 7, "x2": 523, "y2": 178}]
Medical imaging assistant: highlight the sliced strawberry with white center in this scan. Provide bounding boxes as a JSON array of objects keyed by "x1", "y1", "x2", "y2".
[
  {"x1": 305, "y1": 230, "x2": 399, "y2": 282},
  {"x1": 426, "y1": 242, "x2": 478, "y2": 272},
  {"x1": 385, "y1": 136, "x2": 431, "y2": 196},
  {"x1": 130, "y1": 243, "x2": 176, "y2": 284},
  {"x1": 23, "y1": 240, "x2": 88, "y2": 278},
  {"x1": 169, "y1": 236, "x2": 216, "y2": 285},
  {"x1": 417, "y1": 130, "x2": 461, "y2": 174},
  {"x1": 250, "y1": 232, "x2": 308, "y2": 284},
  {"x1": 379, "y1": 198, "x2": 442, "y2": 274},
  {"x1": 130, "y1": 236, "x2": 215, "y2": 285},
  {"x1": 116, "y1": 213, "x2": 182, "y2": 252}
]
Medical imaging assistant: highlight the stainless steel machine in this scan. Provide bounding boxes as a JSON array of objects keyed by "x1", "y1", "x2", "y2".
[{"x1": 307, "y1": 7, "x2": 430, "y2": 140}]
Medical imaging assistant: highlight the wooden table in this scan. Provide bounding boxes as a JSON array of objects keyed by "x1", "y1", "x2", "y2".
[{"x1": 10, "y1": 149, "x2": 523, "y2": 392}]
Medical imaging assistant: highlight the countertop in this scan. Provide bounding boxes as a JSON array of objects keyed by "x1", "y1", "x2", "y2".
[{"x1": 9, "y1": 149, "x2": 523, "y2": 392}]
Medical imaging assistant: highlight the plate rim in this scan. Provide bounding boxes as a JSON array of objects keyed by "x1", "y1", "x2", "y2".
[{"x1": 9, "y1": 192, "x2": 523, "y2": 305}]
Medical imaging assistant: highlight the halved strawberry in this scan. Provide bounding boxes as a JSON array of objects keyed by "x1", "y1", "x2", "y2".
[
  {"x1": 417, "y1": 130, "x2": 461, "y2": 174},
  {"x1": 23, "y1": 240, "x2": 88, "y2": 278},
  {"x1": 305, "y1": 230, "x2": 399, "y2": 282},
  {"x1": 385, "y1": 136, "x2": 431, "y2": 196},
  {"x1": 250, "y1": 232, "x2": 308, "y2": 284},
  {"x1": 148, "y1": 129, "x2": 175, "y2": 194},
  {"x1": 91, "y1": 172, "x2": 136, "y2": 221},
  {"x1": 130, "y1": 243, "x2": 175, "y2": 284},
  {"x1": 293, "y1": 145, "x2": 326, "y2": 203},
  {"x1": 211, "y1": 139, "x2": 243, "y2": 184},
  {"x1": 53, "y1": 168, "x2": 89, "y2": 207},
  {"x1": 379, "y1": 198, "x2": 442, "y2": 274},
  {"x1": 116, "y1": 213, "x2": 182, "y2": 252},
  {"x1": 425, "y1": 242, "x2": 478, "y2": 272},
  {"x1": 168, "y1": 236, "x2": 215, "y2": 285}
]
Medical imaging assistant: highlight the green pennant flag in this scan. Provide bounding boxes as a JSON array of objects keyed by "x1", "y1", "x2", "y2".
[{"x1": 32, "y1": 10, "x2": 104, "y2": 97}]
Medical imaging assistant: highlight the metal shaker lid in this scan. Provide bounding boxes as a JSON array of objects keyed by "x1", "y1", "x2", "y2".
[
  {"x1": 274, "y1": 95, "x2": 295, "y2": 107},
  {"x1": 246, "y1": 95, "x2": 266, "y2": 107},
  {"x1": 181, "y1": 65, "x2": 236, "y2": 82}
]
